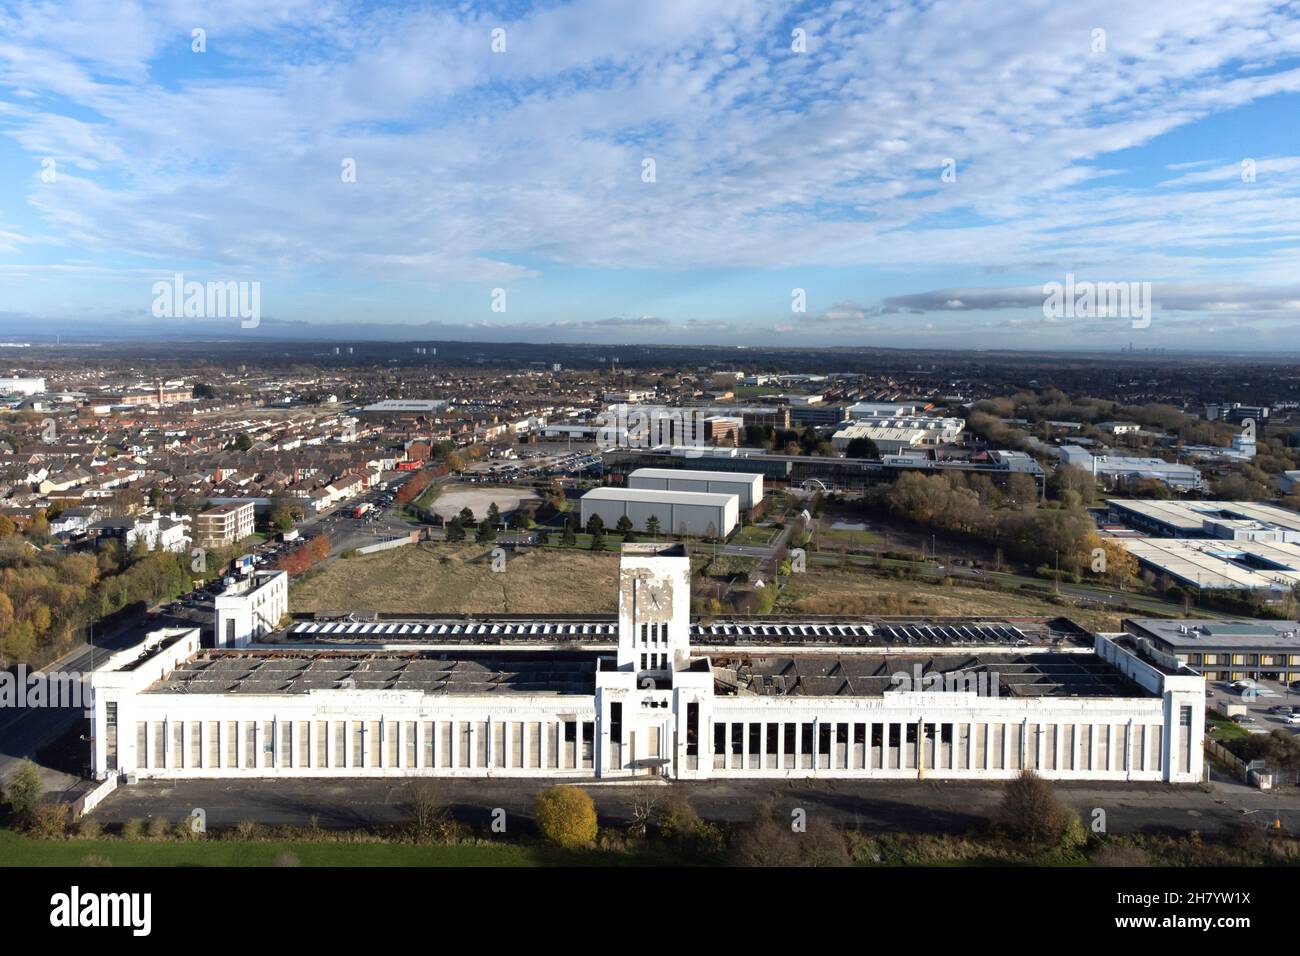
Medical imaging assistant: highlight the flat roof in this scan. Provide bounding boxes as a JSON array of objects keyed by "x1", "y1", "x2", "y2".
[
  {"x1": 582, "y1": 487, "x2": 737, "y2": 506},
  {"x1": 1127, "y1": 617, "x2": 1300, "y2": 651},
  {"x1": 628, "y1": 467, "x2": 763, "y2": 484},
  {"x1": 1108, "y1": 499, "x2": 1300, "y2": 533},
  {"x1": 713, "y1": 651, "x2": 1152, "y2": 699},
  {"x1": 1119, "y1": 538, "x2": 1300, "y2": 589},
  {"x1": 148, "y1": 650, "x2": 598, "y2": 696}
]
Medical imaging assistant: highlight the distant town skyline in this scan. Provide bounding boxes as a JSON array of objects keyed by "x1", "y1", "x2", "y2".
[{"x1": 2, "y1": 1, "x2": 1300, "y2": 351}]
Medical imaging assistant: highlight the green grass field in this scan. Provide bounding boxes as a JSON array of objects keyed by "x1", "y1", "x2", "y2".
[
  {"x1": 818, "y1": 527, "x2": 884, "y2": 549},
  {"x1": 0, "y1": 830, "x2": 537, "y2": 867},
  {"x1": 731, "y1": 525, "x2": 777, "y2": 547}
]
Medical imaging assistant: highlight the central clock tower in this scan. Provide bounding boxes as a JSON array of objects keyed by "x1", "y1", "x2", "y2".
[{"x1": 616, "y1": 542, "x2": 691, "y2": 678}]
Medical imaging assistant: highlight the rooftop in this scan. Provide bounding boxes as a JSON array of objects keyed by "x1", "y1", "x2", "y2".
[
  {"x1": 713, "y1": 650, "x2": 1152, "y2": 698},
  {"x1": 148, "y1": 650, "x2": 598, "y2": 696},
  {"x1": 1126, "y1": 617, "x2": 1300, "y2": 651}
]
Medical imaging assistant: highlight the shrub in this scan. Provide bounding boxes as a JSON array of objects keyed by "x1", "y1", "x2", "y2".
[
  {"x1": 404, "y1": 783, "x2": 456, "y2": 844},
  {"x1": 145, "y1": 816, "x2": 171, "y2": 840},
  {"x1": 120, "y1": 818, "x2": 144, "y2": 840},
  {"x1": 999, "y1": 770, "x2": 1066, "y2": 847},
  {"x1": 3, "y1": 759, "x2": 42, "y2": 819},
  {"x1": 25, "y1": 801, "x2": 72, "y2": 838},
  {"x1": 1089, "y1": 842, "x2": 1151, "y2": 867},
  {"x1": 534, "y1": 785, "x2": 597, "y2": 849},
  {"x1": 656, "y1": 793, "x2": 700, "y2": 842},
  {"x1": 74, "y1": 817, "x2": 103, "y2": 839}
]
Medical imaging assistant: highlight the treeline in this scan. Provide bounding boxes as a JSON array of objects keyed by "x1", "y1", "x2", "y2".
[
  {"x1": 272, "y1": 534, "x2": 330, "y2": 575},
  {"x1": 869, "y1": 471, "x2": 1112, "y2": 577},
  {"x1": 0, "y1": 544, "x2": 207, "y2": 668}
]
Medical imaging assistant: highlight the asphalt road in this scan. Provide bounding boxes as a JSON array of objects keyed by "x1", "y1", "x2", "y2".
[{"x1": 89, "y1": 771, "x2": 1300, "y2": 836}]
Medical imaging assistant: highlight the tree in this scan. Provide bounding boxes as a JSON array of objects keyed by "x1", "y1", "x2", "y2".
[
  {"x1": 844, "y1": 437, "x2": 879, "y2": 459},
  {"x1": 4, "y1": 759, "x2": 42, "y2": 819},
  {"x1": 561, "y1": 520, "x2": 576, "y2": 547},
  {"x1": 645, "y1": 515, "x2": 661, "y2": 537},
  {"x1": 585, "y1": 513, "x2": 605, "y2": 536},
  {"x1": 487, "y1": 502, "x2": 501, "y2": 526},
  {"x1": 615, "y1": 515, "x2": 634, "y2": 536},
  {"x1": 1000, "y1": 769, "x2": 1067, "y2": 846},
  {"x1": 534, "y1": 785, "x2": 597, "y2": 849},
  {"x1": 459, "y1": 507, "x2": 475, "y2": 524},
  {"x1": 475, "y1": 519, "x2": 495, "y2": 543},
  {"x1": 445, "y1": 517, "x2": 465, "y2": 542}
]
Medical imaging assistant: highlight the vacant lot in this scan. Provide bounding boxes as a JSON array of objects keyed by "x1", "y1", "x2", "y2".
[
  {"x1": 776, "y1": 565, "x2": 1124, "y2": 631},
  {"x1": 430, "y1": 485, "x2": 539, "y2": 521},
  {"x1": 291, "y1": 542, "x2": 617, "y2": 614}
]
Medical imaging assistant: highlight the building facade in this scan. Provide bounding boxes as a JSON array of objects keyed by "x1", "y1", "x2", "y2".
[
  {"x1": 195, "y1": 501, "x2": 255, "y2": 548},
  {"x1": 91, "y1": 545, "x2": 1204, "y2": 783}
]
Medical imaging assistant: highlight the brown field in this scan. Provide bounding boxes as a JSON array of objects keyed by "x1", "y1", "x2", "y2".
[
  {"x1": 775, "y1": 565, "x2": 1124, "y2": 632},
  {"x1": 291, "y1": 542, "x2": 618, "y2": 614}
]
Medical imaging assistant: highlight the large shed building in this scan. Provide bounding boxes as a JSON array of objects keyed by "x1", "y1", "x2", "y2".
[{"x1": 580, "y1": 486, "x2": 739, "y2": 537}]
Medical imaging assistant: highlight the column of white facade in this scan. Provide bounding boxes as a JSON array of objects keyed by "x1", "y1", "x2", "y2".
[
  {"x1": 1002, "y1": 722, "x2": 1011, "y2": 770},
  {"x1": 521, "y1": 720, "x2": 530, "y2": 771},
  {"x1": 198, "y1": 718, "x2": 207, "y2": 771},
  {"x1": 504, "y1": 720, "x2": 513, "y2": 771},
  {"x1": 236, "y1": 719, "x2": 246, "y2": 770},
  {"x1": 741, "y1": 720, "x2": 750, "y2": 771},
  {"x1": 775, "y1": 721, "x2": 785, "y2": 771}
]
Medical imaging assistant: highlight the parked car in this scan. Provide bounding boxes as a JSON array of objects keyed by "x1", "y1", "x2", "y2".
[
  {"x1": 1233, "y1": 714, "x2": 1258, "y2": 725},
  {"x1": 1283, "y1": 713, "x2": 1300, "y2": 725}
]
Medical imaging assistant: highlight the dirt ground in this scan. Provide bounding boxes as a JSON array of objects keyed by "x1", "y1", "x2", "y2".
[
  {"x1": 290, "y1": 542, "x2": 617, "y2": 614},
  {"x1": 429, "y1": 485, "x2": 539, "y2": 521}
]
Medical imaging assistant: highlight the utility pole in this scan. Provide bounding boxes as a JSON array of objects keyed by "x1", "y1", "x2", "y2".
[{"x1": 1054, "y1": 550, "x2": 1060, "y2": 594}]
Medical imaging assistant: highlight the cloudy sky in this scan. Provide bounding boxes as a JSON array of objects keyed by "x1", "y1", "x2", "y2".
[{"x1": 2, "y1": 0, "x2": 1300, "y2": 350}]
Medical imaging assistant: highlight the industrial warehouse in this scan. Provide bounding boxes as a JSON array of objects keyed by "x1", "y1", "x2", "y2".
[
  {"x1": 90, "y1": 544, "x2": 1205, "y2": 784},
  {"x1": 1107, "y1": 499, "x2": 1300, "y2": 592}
]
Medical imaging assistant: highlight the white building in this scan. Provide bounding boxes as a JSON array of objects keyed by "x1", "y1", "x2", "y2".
[
  {"x1": 90, "y1": 544, "x2": 1204, "y2": 784},
  {"x1": 581, "y1": 486, "x2": 738, "y2": 537},
  {"x1": 214, "y1": 570, "x2": 289, "y2": 648},
  {"x1": 0, "y1": 376, "x2": 45, "y2": 396},
  {"x1": 847, "y1": 401, "x2": 922, "y2": 417},
  {"x1": 1060, "y1": 446, "x2": 1203, "y2": 491},
  {"x1": 627, "y1": 467, "x2": 764, "y2": 511}
]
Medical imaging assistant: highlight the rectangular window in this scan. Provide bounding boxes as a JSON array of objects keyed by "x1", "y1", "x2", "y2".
[{"x1": 102, "y1": 702, "x2": 118, "y2": 772}]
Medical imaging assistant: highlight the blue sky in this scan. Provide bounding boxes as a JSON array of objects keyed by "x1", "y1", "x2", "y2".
[{"x1": 2, "y1": 0, "x2": 1300, "y2": 350}]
